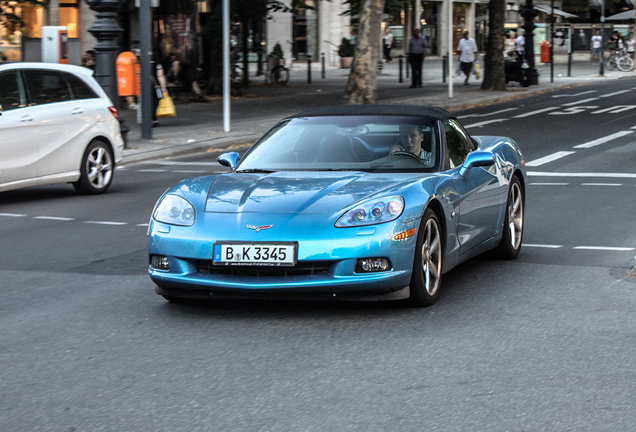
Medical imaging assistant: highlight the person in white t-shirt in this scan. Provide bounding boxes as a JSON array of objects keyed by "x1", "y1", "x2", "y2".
[
  {"x1": 627, "y1": 33, "x2": 635, "y2": 58},
  {"x1": 457, "y1": 31, "x2": 479, "y2": 85},
  {"x1": 591, "y1": 30, "x2": 602, "y2": 62},
  {"x1": 516, "y1": 31, "x2": 525, "y2": 54}
]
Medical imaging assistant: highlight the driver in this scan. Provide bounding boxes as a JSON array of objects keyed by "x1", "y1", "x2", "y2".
[{"x1": 389, "y1": 124, "x2": 432, "y2": 164}]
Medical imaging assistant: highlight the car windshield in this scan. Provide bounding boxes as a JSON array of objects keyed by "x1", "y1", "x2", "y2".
[{"x1": 235, "y1": 116, "x2": 441, "y2": 173}]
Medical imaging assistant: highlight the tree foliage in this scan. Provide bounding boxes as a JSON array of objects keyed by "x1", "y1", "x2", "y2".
[{"x1": 1, "y1": 0, "x2": 46, "y2": 33}]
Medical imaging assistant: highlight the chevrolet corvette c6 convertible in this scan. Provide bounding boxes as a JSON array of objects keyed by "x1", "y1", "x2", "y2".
[{"x1": 147, "y1": 105, "x2": 526, "y2": 306}]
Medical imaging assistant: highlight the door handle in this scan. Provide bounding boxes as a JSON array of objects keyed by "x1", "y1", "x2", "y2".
[
  {"x1": 71, "y1": 108, "x2": 84, "y2": 115},
  {"x1": 20, "y1": 115, "x2": 33, "y2": 122}
]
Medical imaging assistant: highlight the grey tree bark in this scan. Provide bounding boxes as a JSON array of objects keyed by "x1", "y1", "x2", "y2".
[
  {"x1": 481, "y1": 0, "x2": 506, "y2": 90},
  {"x1": 343, "y1": 0, "x2": 386, "y2": 105}
]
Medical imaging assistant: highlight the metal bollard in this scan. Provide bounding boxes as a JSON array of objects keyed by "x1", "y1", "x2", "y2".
[
  {"x1": 567, "y1": 52, "x2": 572, "y2": 77},
  {"x1": 442, "y1": 55, "x2": 447, "y2": 83},
  {"x1": 406, "y1": 54, "x2": 409, "y2": 79},
  {"x1": 321, "y1": 52, "x2": 325, "y2": 79},
  {"x1": 399, "y1": 55, "x2": 403, "y2": 83},
  {"x1": 307, "y1": 55, "x2": 312, "y2": 84}
]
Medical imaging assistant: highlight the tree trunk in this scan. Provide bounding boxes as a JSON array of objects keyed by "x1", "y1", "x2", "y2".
[
  {"x1": 242, "y1": 19, "x2": 250, "y2": 85},
  {"x1": 481, "y1": 0, "x2": 506, "y2": 91},
  {"x1": 343, "y1": 0, "x2": 386, "y2": 105}
]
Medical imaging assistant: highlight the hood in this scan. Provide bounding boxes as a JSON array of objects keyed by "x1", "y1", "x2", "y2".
[{"x1": 205, "y1": 171, "x2": 423, "y2": 213}]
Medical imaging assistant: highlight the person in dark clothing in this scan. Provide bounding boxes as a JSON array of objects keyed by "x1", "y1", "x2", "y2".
[
  {"x1": 151, "y1": 53, "x2": 168, "y2": 126},
  {"x1": 407, "y1": 28, "x2": 427, "y2": 88}
]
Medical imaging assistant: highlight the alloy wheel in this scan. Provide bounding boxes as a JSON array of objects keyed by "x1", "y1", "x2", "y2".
[{"x1": 421, "y1": 217, "x2": 442, "y2": 296}]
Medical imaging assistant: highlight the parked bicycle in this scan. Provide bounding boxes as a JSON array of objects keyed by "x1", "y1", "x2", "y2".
[
  {"x1": 606, "y1": 49, "x2": 634, "y2": 72},
  {"x1": 267, "y1": 55, "x2": 289, "y2": 85}
]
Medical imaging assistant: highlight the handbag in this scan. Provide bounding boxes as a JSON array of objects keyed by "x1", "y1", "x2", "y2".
[{"x1": 156, "y1": 93, "x2": 176, "y2": 118}]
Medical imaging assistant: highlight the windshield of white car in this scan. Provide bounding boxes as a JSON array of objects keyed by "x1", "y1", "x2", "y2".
[{"x1": 235, "y1": 116, "x2": 441, "y2": 173}]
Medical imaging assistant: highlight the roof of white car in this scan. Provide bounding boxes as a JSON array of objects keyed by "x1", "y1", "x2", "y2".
[{"x1": 0, "y1": 62, "x2": 95, "y2": 77}]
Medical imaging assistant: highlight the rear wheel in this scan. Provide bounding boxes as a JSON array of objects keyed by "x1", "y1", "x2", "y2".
[
  {"x1": 617, "y1": 56, "x2": 634, "y2": 71},
  {"x1": 73, "y1": 140, "x2": 114, "y2": 195},
  {"x1": 408, "y1": 208, "x2": 443, "y2": 307},
  {"x1": 497, "y1": 176, "x2": 524, "y2": 259},
  {"x1": 607, "y1": 56, "x2": 617, "y2": 71}
]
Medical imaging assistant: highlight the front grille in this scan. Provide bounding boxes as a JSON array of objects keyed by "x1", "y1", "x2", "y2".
[{"x1": 196, "y1": 261, "x2": 332, "y2": 277}]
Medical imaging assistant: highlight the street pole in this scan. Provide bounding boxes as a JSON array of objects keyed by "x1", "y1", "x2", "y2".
[
  {"x1": 448, "y1": 0, "x2": 453, "y2": 98},
  {"x1": 521, "y1": 0, "x2": 539, "y2": 85},
  {"x1": 139, "y1": 0, "x2": 152, "y2": 139},
  {"x1": 223, "y1": 0, "x2": 230, "y2": 132},
  {"x1": 550, "y1": 0, "x2": 554, "y2": 83},
  {"x1": 600, "y1": 0, "x2": 605, "y2": 76}
]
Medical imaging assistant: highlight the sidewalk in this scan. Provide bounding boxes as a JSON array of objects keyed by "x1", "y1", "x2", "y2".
[{"x1": 120, "y1": 57, "x2": 635, "y2": 164}]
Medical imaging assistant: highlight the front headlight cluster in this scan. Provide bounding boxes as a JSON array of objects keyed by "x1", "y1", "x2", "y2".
[
  {"x1": 336, "y1": 195, "x2": 404, "y2": 228},
  {"x1": 153, "y1": 194, "x2": 196, "y2": 226}
]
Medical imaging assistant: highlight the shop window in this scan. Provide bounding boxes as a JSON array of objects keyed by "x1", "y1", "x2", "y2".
[{"x1": 60, "y1": 0, "x2": 79, "y2": 38}]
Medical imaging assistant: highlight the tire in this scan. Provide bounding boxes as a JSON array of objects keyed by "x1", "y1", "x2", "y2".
[
  {"x1": 408, "y1": 208, "x2": 443, "y2": 307},
  {"x1": 617, "y1": 56, "x2": 634, "y2": 72},
  {"x1": 73, "y1": 139, "x2": 114, "y2": 195},
  {"x1": 497, "y1": 176, "x2": 524, "y2": 259},
  {"x1": 607, "y1": 57, "x2": 617, "y2": 71}
]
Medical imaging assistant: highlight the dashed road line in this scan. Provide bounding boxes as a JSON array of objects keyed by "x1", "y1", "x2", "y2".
[
  {"x1": 561, "y1": 97, "x2": 600, "y2": 106},
  {"x1": 599, "y1": 89, "x2": 632, "y2": 98},
  {"x1": 552, "y1": 90, "x2": 597, "y2": 98},
  {"x1": 33, "y1": 216, "x2": 75, "y2": 221},
  {"x1": 581, "y1": 183, "x2": 622, "y2": 187},
  {"x1": 526, "y1": 151, "x2": 576, "y2": 167},
  {"x1": 138, "y1": 169, "x2": 168, "y2": 173},
  {"x1": 0, "y1": 213, "x2": 26, "y2": 217},
  {"x1": 573, "y1": 246, "x2": 635, "y2": 251},
  {"x1": 573, "y1": 130, "x2": 634, "y2": 148},
  {"x1": 512, "y1": 107, "x2": 559, "y2": 118},
  {"x1": 460, "y1": 108, "x2": 518, "y2": 119},
  {"x1": 463, "y1": 119, "x2": 509, "y2": 128},
  {"x1": 524, "y1": 244, "x2": 563, "y2": 248},
  {"x1": 84, "y1": 221, "x2": 128, "y2": 226},
  {"x1": 528, "y1": 172, "x2": 636, "y2": 178},
  {"x1": 529, "y1": 182, "x2": 570, "y2": 186}
]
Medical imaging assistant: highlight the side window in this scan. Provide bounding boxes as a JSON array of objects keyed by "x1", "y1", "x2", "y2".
[
  {"x1": 24, "y1": 70, "x2": 72, "y2": 105},
  {"x1": 0, "y1": 71, "x2": 26, "y2": 112},
  {"x1": 65, "y1": 73, "x2": 99, "y2": 100},
  {"x1": 443, "y1": 119, "x2": 474, "y2": 168}
]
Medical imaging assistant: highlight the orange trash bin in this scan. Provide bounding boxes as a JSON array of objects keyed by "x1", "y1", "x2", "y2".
[
  {"x1": 540, "y1": 40, "x2": 551, "y2": 63},
  {"x1": 116, "y1": 52, "x2": 139, "y2": 96}
]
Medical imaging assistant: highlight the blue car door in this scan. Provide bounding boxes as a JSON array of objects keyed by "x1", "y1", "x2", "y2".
[{"x1": 443, "y1": 119, "x2": 505, "y2": 255}]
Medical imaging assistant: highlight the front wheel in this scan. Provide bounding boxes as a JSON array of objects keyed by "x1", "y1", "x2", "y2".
[
  {"x1": 497, "y1": 176, "x2": 524, "y2": 259},
  {"x1": 73, "y1": 140, "x2": 114, "y2": 194},
  {"x1": 408, "y1": 208, "x2": 443, "y2": 307},
  {"x1": 617, "y1": 56, "x2": 634, "y2": 71},
  {"x1": 607, "y1": 57, "x2": 617, "y2": 71}
]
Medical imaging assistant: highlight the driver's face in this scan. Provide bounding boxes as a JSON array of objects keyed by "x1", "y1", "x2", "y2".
[{"x1": 399, "y1": 125, "x2": 423, "y2": 155}]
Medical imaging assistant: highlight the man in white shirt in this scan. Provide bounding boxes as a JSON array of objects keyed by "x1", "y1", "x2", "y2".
[
  {"x1": 456, "y1": 31, "x2": 478, "y2": 85},
  {"x1": 591, "y1": 30, "x2": 602, "y2": 62},
  {"x1": 516, "y1": 30, "x2": 525, "y2": 54}
]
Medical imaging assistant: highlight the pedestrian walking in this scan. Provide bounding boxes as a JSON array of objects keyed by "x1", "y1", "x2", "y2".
[
  {"x1": 151, "y1": 53, "x2": 168, "y2": 127},
  {"x1": 457, "y1": 31, "x2": 478, "y2": 85},
  {"x1": 591, "y1": 30, "x2": 602, "y2": 62},
  {"x1": 407, "y1": 28, "x2": 427, "y2": 88},
  {"x1": 627, "y1": 33, "x2": 635, "y2": 59},
  {"x1": 383, "y1": 27, "x2": 393, "y2": 63},
  {"x1": 516, "y1": 30, "x2": 525, "y2": 54},
  {"x1": 81, "y1": 50, "x2": 96, "y2": 71}
]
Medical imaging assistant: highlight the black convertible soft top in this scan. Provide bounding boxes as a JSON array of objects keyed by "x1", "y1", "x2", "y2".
[{"x1": 292, "y1": 105, "x2": 454, "y2": 122}]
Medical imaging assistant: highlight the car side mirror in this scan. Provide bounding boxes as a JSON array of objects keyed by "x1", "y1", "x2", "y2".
[
  {"x1": 218, "y1": 152, "x2": 240, "y2": 170},
  {"x1": 459, "y1": 151, "x2": 495, "y2": 177}
]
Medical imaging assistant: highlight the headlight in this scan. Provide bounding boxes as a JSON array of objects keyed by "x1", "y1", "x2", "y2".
[
  {"x1": 153, "y1": 194, "x2": 196, "y2": 226},
  {"x1": 336, "y1": 196, "x2": 404, "y2": 227}
]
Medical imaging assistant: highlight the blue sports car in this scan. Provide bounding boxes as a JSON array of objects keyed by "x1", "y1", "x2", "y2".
[{"x1": 147, "y1": 105, "x2": 526, "y2": 306}]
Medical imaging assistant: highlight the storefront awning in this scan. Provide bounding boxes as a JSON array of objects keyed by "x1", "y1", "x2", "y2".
[
  {"x1": 534, "y1": 4, "x2": 579, "y2": 18},
  {"x1": 605, "y1": 9, "x2": 635, "y2": 20}
]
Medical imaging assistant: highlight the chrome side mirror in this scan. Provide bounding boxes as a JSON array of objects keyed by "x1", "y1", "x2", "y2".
[
  {"x1": 459, "y1": 151, "x2": 495, "y2": 177},
  {"x1": 217, "y1": 152, "x2": 240, "y2": 170}
]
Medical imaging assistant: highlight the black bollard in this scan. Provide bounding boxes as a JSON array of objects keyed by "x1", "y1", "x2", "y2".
[
  {"x1": 321, "y1": 52, "x2": 325, "y2": 79},
  {"x1": 567, "y1": 52, "x2": 572, "y2": 77},
  {"x1": 256, "y1": 50, "x2": 264, "y2": 76},
  {"x1": 399, "y1": 55, "x2": 403, "y2": 83},
  {"x1": 442, "y1": 55, "x2": 447, "y2": 83},
  {"x1": 406, "y1": 54, "x2": 409, "y2": 79},
  {"x1": 307, "y1": 55, "x2": 312, "y2": 84}
]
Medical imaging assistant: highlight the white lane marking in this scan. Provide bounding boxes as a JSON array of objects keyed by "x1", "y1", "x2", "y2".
[
  {"x1": 592, "y1": 105, "x2": 636, "y2": 114},
  {"x1": 463, "y1": 119, "x2": 509, "y2": 128},
  {"x1": 33, "y1": 216, "x2": 75, "y2": 221},
  {"x1": 529, "y1": 182, "x2": 570, "y2": 186},
  {"x1": 524, "y1": 244, "x2": 563, "y2": 248},
  {"x1": 630, "y1": 125, "x2": 636, "y2": 129},
  {"x1": 139, "y1": 169, "x2": 168, "y2": 172},
  {"x1": 573, "y1": 131, "x2": 633, "y2": 148},
  {"x1": 460, "y1": 108, "x2": 518, "y2": 119},
  {"x1": 528, "y1": 172, "x2": 636, "y2": 178},
  {"x1": 0, "y1": 213, "x2": 26, "y2": 217},
  {"x1": 561, "y1": 97, "x2": 600, "y2": 106},
  {"x1": 582, "y1": 183, "x2": 622, "y2": 187},
  {"x1": 552, "y1": 90, "x2": 597, "y2": 98},
  {"x1": 84, "y1": 221, "x2": 128, "y2": 226},
  {"x1": 599, "y1": 89, "x2": 632, "y2": 98},
  {"x1": 136, "y1": 223, "x2": 149, "y2": 227},
  {"x1": 549, "y1": 106, "x2": 599, "y2": 115},
  {"x1": 141, "y1": 161, "x2": 219, "y2": 166},
  {"x1": 512, "y1": 107, "x2": 559, "y2": 118},
  {"x1": 173, "y1": 170, "x2": 208, "y2": 174},
  {"x1": 526, "y1": 151, "x2": 576, "y2": 167},
  {"x1": 573, "y1": 246, "x2": 635, "y2": 251},
  {"x1": 116, "y1": 166, "x2": 127, "y2": 170}
]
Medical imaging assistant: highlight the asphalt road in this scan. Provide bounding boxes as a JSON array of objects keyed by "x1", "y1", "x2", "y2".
[{"x1": 1, "y1": 79, "x2": 635, "y2": 431}]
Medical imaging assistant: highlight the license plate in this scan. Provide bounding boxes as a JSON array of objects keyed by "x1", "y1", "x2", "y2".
[{"x1": 213, "y1": 242, "x2": 297, "y2": 266}]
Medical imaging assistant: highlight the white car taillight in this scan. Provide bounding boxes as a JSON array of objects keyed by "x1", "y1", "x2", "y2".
[{"x1": 108, "y1": 106, "x2": 119, "y2": 120}]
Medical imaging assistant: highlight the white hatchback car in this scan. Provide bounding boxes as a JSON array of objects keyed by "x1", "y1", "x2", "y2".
[{"x1": 0, "y1": 62, "x2": 124, "y2": 194}]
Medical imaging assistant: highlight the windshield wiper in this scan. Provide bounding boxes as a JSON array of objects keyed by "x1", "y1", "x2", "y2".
[{"x1": 235, "y1": 169, "x2": 276, "y2": 173}]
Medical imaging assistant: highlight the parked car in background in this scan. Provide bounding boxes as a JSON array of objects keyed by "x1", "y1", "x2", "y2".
[{"x1": 0, "y1": 62, "x2": 124, "y2": 194}]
